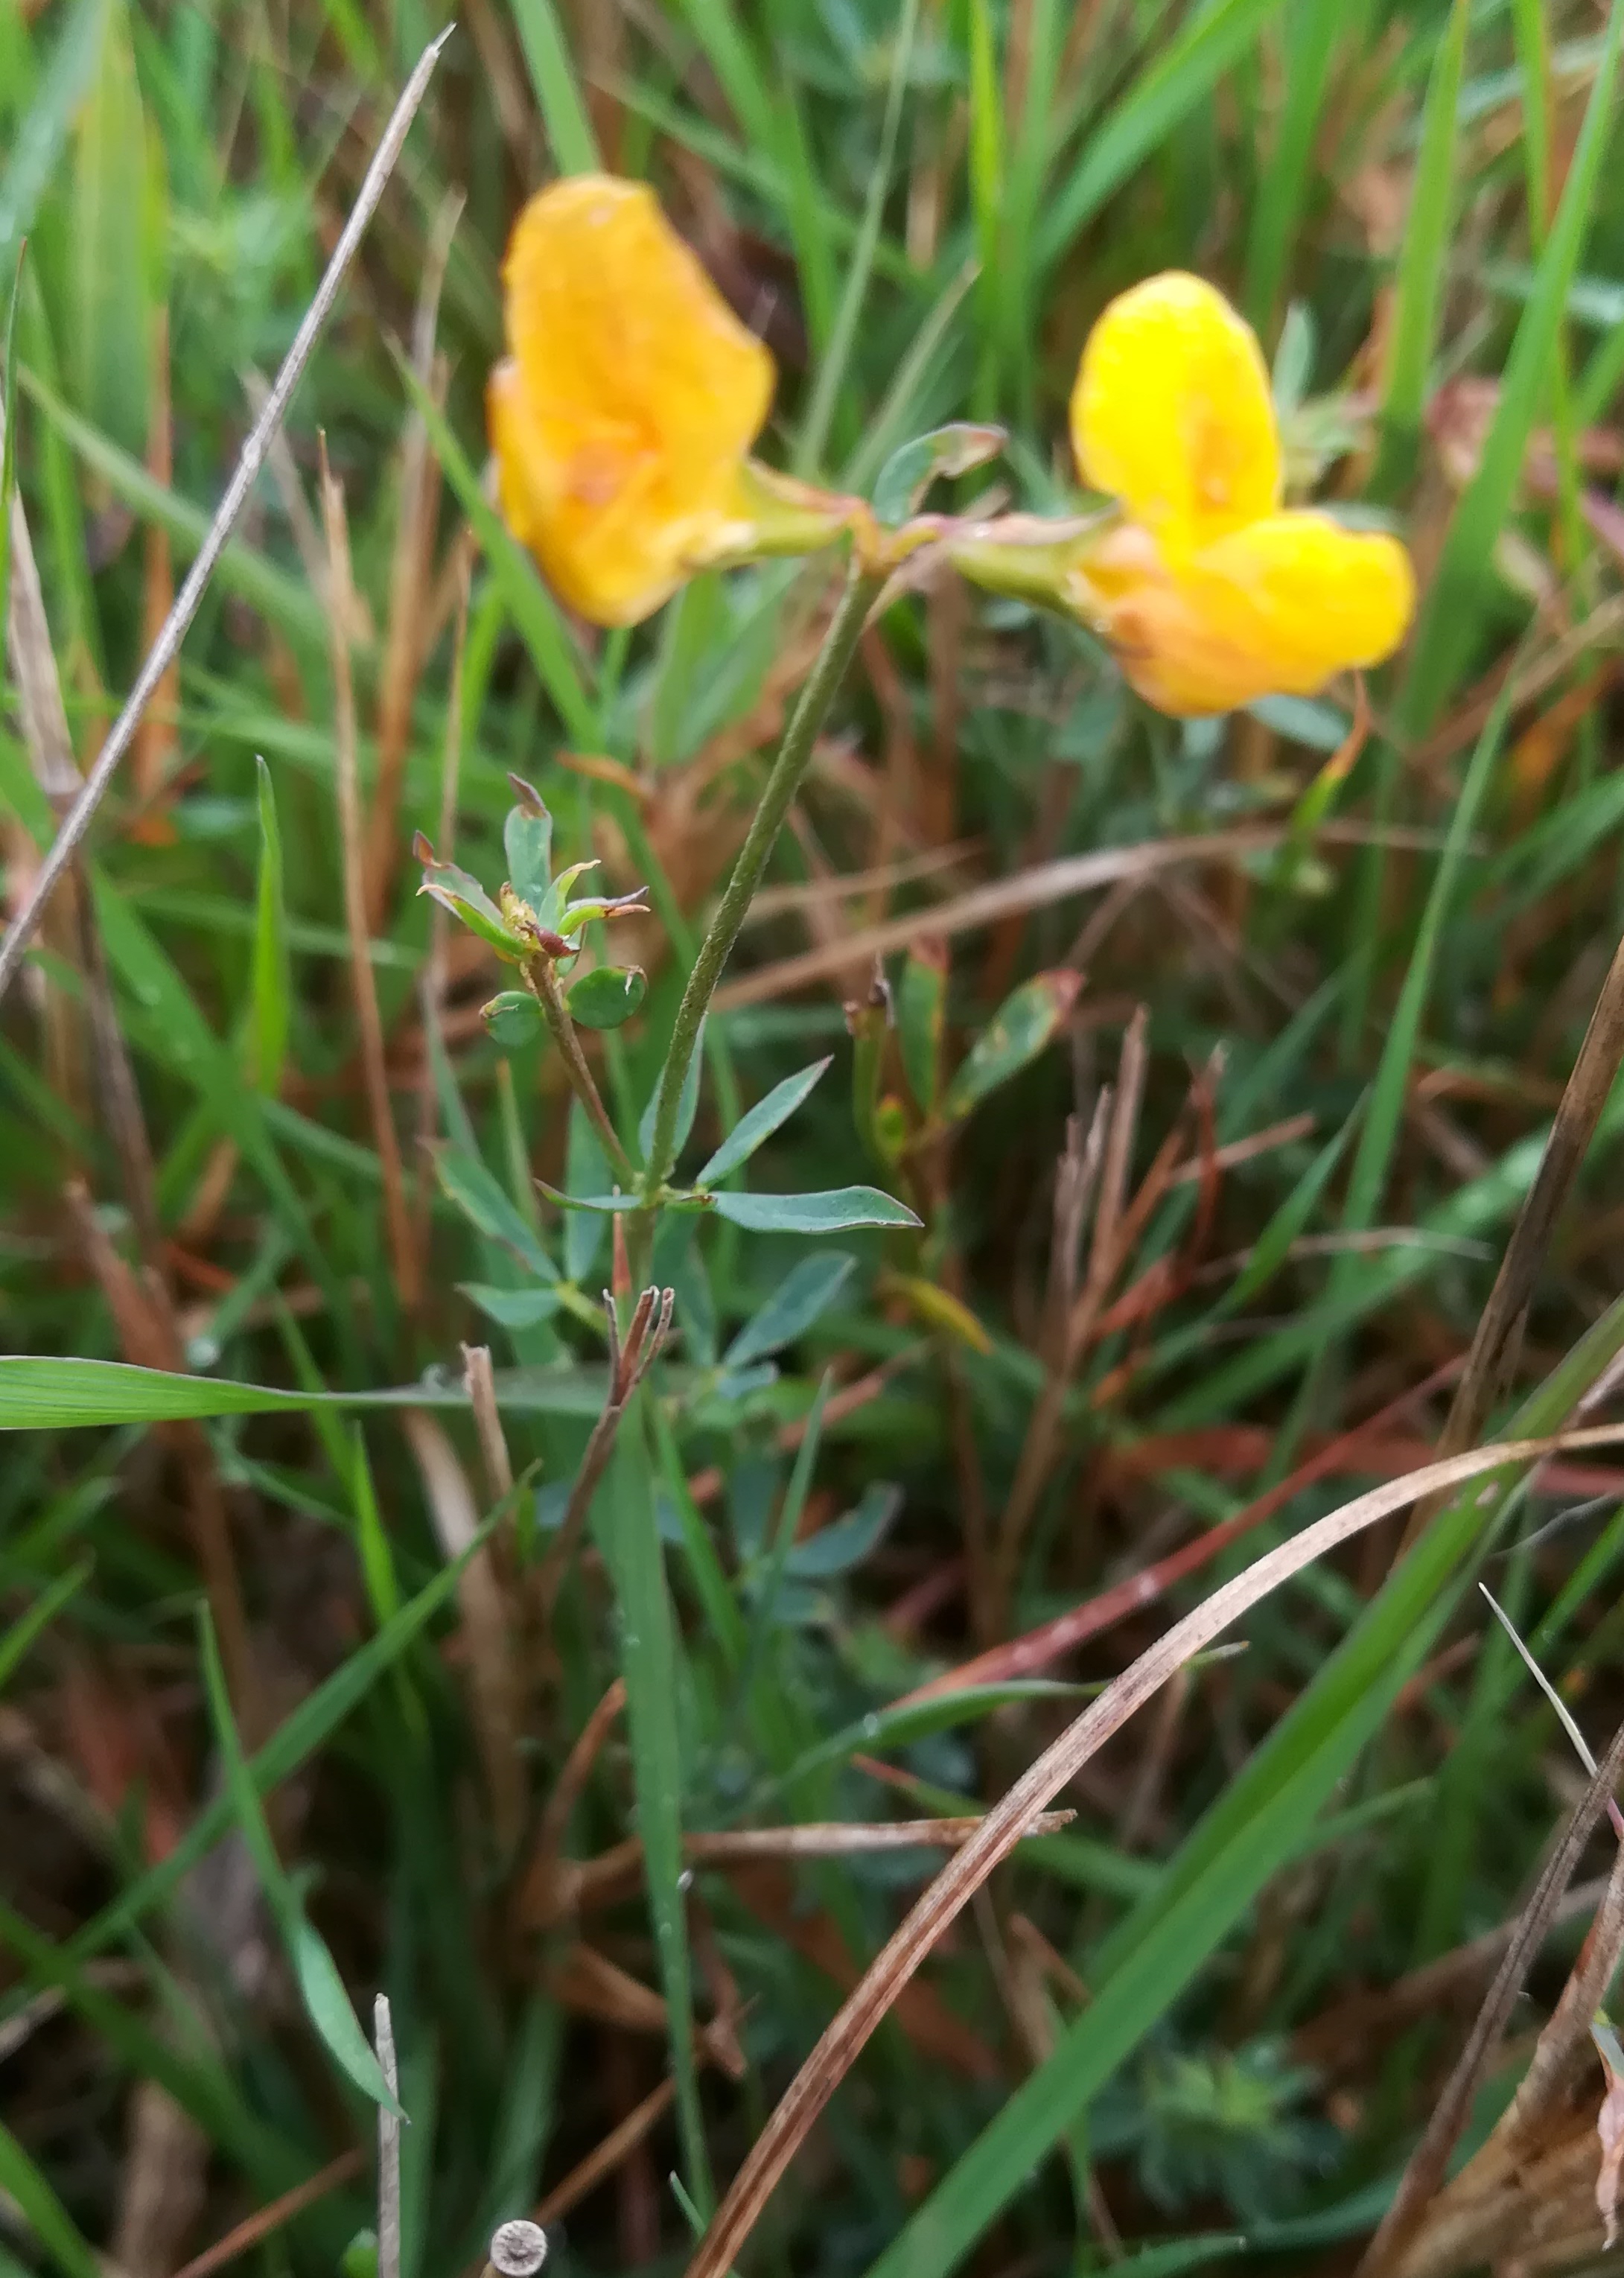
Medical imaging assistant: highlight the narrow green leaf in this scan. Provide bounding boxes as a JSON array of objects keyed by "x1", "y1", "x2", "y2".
[
  {"x1": 502, "y1": 777, "x2": 554, "y2": 908},
  {"x1": 395, "y1": 354, "x2": 596, "y2": 747},
  {"x1": 1372, "y1": 0, "x2": 1468, "y2": 497},
  {"x1": 0, "y1": 1557, "x2": 90, "y2": 1687},
  {"x1": 1038, "y1": 0, "x2": 1289, "y2": 264},
  {"x1": 1244, "y1": 0, "x2": 1343, "y2": 328},
  {"x1": 1396, "y1": 0, "x2": 1624, "y2": 733},
  {"x1": 19, "y1": 365, "x2": 327, "y2": 646},
  {"x1": 458, "y1": 1282, "x2": 565, "y2": 1331},
  {"x1": 708, "y1": 1186, "x2": 921, "y2": 1235},
  {"x1": 0, "y1": 2120, "x2": 101, "y2": 2278},
  {"x1": 694, "y1": 1057, "x2": 832, "y2": 1189},
  {"x1": 897, "y1": 945, "x2": 947, "y2": 1116},
  {"x1": 792, "y1": 0, "x2": 919, "y2": 475},
  {"x1": 506, "y1": 0, "x2": 599, "y2": 173},
  {"x1": 596, "y1": 1407, "x2": 711, "y2": 2211},
  {"x1": 0, "y1": 0, "x2": 104, "y2": 255},
  {"x1": 433, "y1": 1143, "x2": 558, "y2": 1283},
  {"x1": 198, "y1": 1608, "x2": 400, "y2": 2113},
  {"x1": 564, "y1": 1098, "x2": 608, "y2": 1283},
  {"x1": 248, "y1": 757, "x2": 290, "y2": 1094},
  {"x1": 942, "y1": 971, "x2": 1080, "y2": 1121},
  {"x1": 724, "y1": 1252, "x2": 856, "y2": 1370}
]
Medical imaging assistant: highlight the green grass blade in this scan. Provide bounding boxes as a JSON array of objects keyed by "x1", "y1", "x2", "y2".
[
  {"x1": 396, "y1": 352, "x2": 596, "y2": 747},
  {"x1": 596, "y1": 1402, "x2": 711, "y2": 2212},
  {"x1": 0, "y1": 2120, "x2": 101, "y2": 2278},
  {"x1": 669, "y1": 0, "x2": 774, "y2": 151},
  {"x1": 966, "y1": 0, "x2": 1004, "y2": 416},
  {"x1": 507, "y1": 0, "x2": 599, "y2": 172},
  {"x1": 197, "y1": 1606, "x2": 400, "y2": 2112},
  {"x1": 1395, "y1": 0, "x2": 1624, "y2": 735},
  {"x1": 792, "y1": 0, "x2": 920, "y2": 477},
  {"x1": 0, "y1": 0, "x2": 104, "y2": 252},
  {"x1": 18, "y1": 363, "x2": 328, "y2": 647},
  {"x1": 1037, "y1": 0, "x2": 1289, "y2": 265},
  {"x1": 0, "y1": 1555, "x2": 90, "y2": 1687},
  {"x1": 1244, "y1": 0, "x2": 1342, "y2": 329},
  {"x1": 1370, "y1": 0, "x2": 1468, "y2": 499},
  {"x1": 37, "y1": 1518, "x2": 497, "y2": 1977},
  {"x1": 247, "y1": 756, "x2": 290, "y2": 1095}
]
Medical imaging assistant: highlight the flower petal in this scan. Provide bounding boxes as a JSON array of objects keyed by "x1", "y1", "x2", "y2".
[
  {"x1": 1070, "y1": 272, "x2": 1281, "y2": 553},
  {"x1": 1074, "y1": 512, "x2": 1414, "y2": 716},
  {"x1": 491, "y1": 175, "x2": 774, "y2": 626}
]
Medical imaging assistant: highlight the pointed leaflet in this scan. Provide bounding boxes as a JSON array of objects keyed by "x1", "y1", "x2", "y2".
[
  {"x1": 695, "y1": 1057, "x2": 832, "y2": 1188},
  {"x1": 567, "y1": 964, "x2": 647, "y2": 1030},
  {"x1": 942, "y1": 972, "x2": 1080, "y2": 1123},
  {"x1": 433, "y1": 1144, "x2": 558, "y2": 1282},
  {"x1": 725, "y1": 1252, "x2": 856, "y2": 1369},
  {"x1": 871, "y1": 423, "x2": 1006, "y2": 526},
  {"x1": 708, "y1": 1186, "x2": 920, "y2": 1234},
  {"x1": 197, "y1": 1607, "x2": 401, "y2": 2114},
  {"x1": 503, "y1": 776, "x2": 553, "y2": 909}
]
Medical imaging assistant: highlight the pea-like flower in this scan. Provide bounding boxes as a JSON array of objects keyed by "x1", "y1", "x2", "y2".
[
  {"x1": 489, "y1": 175, "x2": 859, "y2": 626},
  {"x1": 957, "y1": 273, "x2": 1416, "y2": 716}
]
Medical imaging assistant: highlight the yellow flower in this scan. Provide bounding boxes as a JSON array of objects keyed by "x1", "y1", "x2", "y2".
[
  {"x1": 488, "y1": 176, "x2": 775, "y2": 627},
  {"x1": 1064, "y1": 273, "x2": 1414, "y2": 714}
]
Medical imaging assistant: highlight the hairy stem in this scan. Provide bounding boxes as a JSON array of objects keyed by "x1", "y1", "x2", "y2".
[
  {"x1": 526, "y1": 955, "x2": 637, "y2": 1188},
  {"x1": 640, "y1": 560, "x2": 879, "y2": 1201}
]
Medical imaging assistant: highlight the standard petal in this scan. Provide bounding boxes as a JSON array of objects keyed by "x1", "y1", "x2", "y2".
[
  {"x1": 1071, "y1": 513, "x2": 1414, "y2": 716},
  {"x1": 1070, "y1": 272, "x2": 1281, "y2": 554},
  {"x1": 491, "y1": 176, "x2": 774, "y2": 625}
]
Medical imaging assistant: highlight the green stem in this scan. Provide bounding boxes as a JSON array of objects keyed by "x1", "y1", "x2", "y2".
[
  {"x1": 526, "y1": 955, "x2": 637, "y2": 1188},
  {"x1": 638, "y1": 559, "x2": 880, "y2": 1200}
]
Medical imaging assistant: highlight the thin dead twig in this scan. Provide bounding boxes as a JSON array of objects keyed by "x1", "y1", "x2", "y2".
[
  {"x1": 168, "y1": 2152, "x2": 366, "y2": 2278},
  {"x1": 1360, "y1": 1717, "x2": 1624, "y2": 2278},
  {"x1": 375, "y1": 1996, "x2": 401, "y2": 2278},
  {"x1": 682, "y1": 1425, "x2": 1624, "y2": 2278},
  {"x1": 0, "y1": 28, "x2": 453, "y2": 1006},
  {"x1": 401, "y1": 1411, "x2": 525, "y2": 1853},
  {"x1": 534, "y1": 1289, "x2": 674, "y2": 1621},
  {"x1": 532, "y1": 1814, "x2": 1077, "y2": 1929},
  {"x1": 1397, "y1": 922, "x2": 1624, "y2": 1565}
]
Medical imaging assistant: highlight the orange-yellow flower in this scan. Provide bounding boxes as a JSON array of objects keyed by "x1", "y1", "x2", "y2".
[
  {"x1": 1065, "y1": 273, "x2": 1414, "y2": 714},
  {"x1": 951, "y1": 273, "x2": 1415, "y2": 716},
  {"x1": 488, "y1": 176, "x2": 774, "y2": 627}
]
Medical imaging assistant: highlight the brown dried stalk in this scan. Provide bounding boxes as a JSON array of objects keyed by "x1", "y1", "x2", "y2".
[
  {"x1": 166, "y1": 2151, "x2": 365, "y2": 2278},
  {"x1": 534, "y1": 1288, "x2": 675, "y2": 1621},
  {"x1": 529, "y1": 1814, "x2": 1077, "y2": 1930},
  {"x1": 401, "y1": 1411, "x2": 524, "y2": 1852},
  {"x1": 0, "y1": 28, "x2": 452, "y2": 1005},
  {"x1": 1357, "y1": 1716, "x2": 1624, "y2": 2278},
  {"x1": 681, "y1": 1423, "x2": 1624, "y2": 2278}
]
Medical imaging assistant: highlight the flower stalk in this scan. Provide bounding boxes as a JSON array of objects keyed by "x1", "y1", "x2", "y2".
[
  {"x1": 638, "y1": 560, "x2": 882, "y2": 1209},
  {"x1": 524, "y1": 952, "x2": 637, "y2": 1188}
]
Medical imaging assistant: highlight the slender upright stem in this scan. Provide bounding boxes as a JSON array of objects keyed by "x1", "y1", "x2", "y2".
[
  {"x1": 640, "y1": 561, "x2": 879, "y2": 1200},
  {"x1": 526, "y1": 955, "x2": 637, "y2": 1187}
]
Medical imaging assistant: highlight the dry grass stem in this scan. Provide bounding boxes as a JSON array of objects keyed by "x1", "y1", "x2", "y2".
[
  {"x1": 683, "y1": 1425, "x2": 1624, "y2": 2278},
  {"x1": 0, "y1": 25, "x2": 452, "y2": 1005},
  {"x1": 535, "y1": 1288, "x2": 674, "y2": 1621},
  {"x1": 167, "y1": 2152, "x2": 366, "y2": 2278},
  {"x1": 401, "y1": 1410, "x2": 525, "y2": 1852}
]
